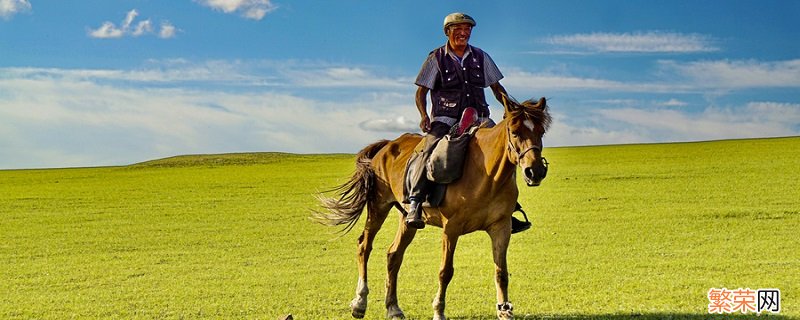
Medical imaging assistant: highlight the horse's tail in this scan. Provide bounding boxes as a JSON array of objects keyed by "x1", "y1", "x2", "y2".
[{"x1": 312, "y1": 139, "x2": 390, "y2": 234}]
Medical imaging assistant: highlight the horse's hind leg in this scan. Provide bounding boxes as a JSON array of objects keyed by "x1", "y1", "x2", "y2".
[
  {"x1": 350, "y1": 201, "x2": 391, "y2": 318},
  {"x1": 385, "y1": 203, "x2": 417, "y2": 320}
]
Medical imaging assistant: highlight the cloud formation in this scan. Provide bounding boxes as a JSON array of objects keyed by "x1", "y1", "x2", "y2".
[
  {"x1": 544, "y1": 31, "x2": 718, "y2": 54},
  {"x1": 359, "y1": 116, "x2": 418, "y2": 132},
  {"x1": 159, "y1": 22, "x2": 177, "y2": 38},
  {"x1": 661, "y1": 59, "x2": 800, "y2": 89},
  {"x1": 0, "y1": 63, "x2": 416, "y2": 169},
  {"x1": 2, "y1": 58, "x2": 798, "y2": 169},
  {"x1": 0, "y1": 0, "x2": 30, "y2": 20},
  {"x1": 658, "y1": 98, "x2": 688, "y2": 107},
  {"x1": 592, "y1": 103, "x2": 800, "y2": 142},
  {"x1": 503, "y1": 58, "x2": 800, "y2": 94},
  {"x1": 89, "y1": 9, "x2": 178, "y2": 39},
  {"x1": 196, "y1": 0, "x2": 278, "y2": 20}
]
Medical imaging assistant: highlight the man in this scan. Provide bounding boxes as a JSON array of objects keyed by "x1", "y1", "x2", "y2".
[{"x1": 405, "y1": 12, "x2": 532, "y2": 233}]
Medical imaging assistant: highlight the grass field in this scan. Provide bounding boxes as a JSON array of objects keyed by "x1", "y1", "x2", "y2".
[{"x1": 1, "y1": 137, "x2": 799, "y2": 319}]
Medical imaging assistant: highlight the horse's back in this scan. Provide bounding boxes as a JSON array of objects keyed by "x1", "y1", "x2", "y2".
[
  {"x1": 368, "y1": 133, "x2": 423, "y2": 200},
  {"x1": 372, "y1": 133, "x2": 422, "y2": 163}
]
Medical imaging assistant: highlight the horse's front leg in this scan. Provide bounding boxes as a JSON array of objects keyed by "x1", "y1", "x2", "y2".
[
  {"x1": 385, "y1": 213, "x2": 417, "y2": 320},
  {"x1": 432, "y1": 229, "x2": 460, "y2": 320},
  {"x1": 488, "y1": 223, "x2": 513, "y2": 320}
]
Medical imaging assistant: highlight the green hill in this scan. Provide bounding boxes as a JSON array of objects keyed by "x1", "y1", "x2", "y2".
[{"x1": 1, "y1": 137, "x2": 798, "y2": 319}]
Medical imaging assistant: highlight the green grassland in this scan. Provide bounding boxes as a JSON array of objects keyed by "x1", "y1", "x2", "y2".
[{"x1": 1, "y1": 138, "x2": 798, "y2": 319}]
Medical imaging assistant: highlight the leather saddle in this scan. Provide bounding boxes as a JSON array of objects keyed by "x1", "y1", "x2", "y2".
[{"x1": 404, "y1": 108, "x2": 481, "y2": 207}]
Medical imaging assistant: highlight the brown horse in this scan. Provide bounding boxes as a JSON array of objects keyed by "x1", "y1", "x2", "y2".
[{"x1": 314, "y1": 96, "x2": 551, "y2": 320}]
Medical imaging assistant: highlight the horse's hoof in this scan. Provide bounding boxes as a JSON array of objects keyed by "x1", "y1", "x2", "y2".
[
  {"x1": 497, "y1": 301, "x2": 514, "y2": 320},
  {"x1": 432, "y1": 313, "x2": 446, "y2": 320},
  {"x1": 351, "y1": 308, "x2": 365, "y2": 319},
  {"x1": 387, "y1": 305, "x2": 405, "y2": 319},
  {"x1": 350, "y1": 299, "x2": 366, "y2": 318},
  {"x1": 497, "y1": 311, "x2": 514, "y2": 320}
]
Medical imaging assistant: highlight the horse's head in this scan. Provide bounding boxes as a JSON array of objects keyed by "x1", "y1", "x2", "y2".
[{"x1": 503, "y1": 96, "x2": 551, "y2": 186}]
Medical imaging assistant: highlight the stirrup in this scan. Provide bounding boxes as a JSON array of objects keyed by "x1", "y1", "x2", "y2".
[
  {"x1": 511, "y1": 216, "x2": 531, "y2": 234},
  {"x1": 511, "y1": 204, "x2": 531, "y2": 234},
  {"x1": 514, "y1": 203, "x2": 530, "y2": 222}
]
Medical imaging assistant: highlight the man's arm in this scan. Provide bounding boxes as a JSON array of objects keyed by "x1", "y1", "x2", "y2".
[
  {"x1": 415, "y1": 86, "x2": 431, "y2": 133},
  {"x1": 489, "y1": 82, "x2": 509, "y2": 106}
]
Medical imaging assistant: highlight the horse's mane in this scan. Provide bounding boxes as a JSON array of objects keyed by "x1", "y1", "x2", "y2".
[{"x1": 506, "y1": 96, "x2": 552, "y2": 133}]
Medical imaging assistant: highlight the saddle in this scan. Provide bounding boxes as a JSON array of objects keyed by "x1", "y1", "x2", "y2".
[{"x1": 404, "y1": 108, "x2": 480, "y2": 207}]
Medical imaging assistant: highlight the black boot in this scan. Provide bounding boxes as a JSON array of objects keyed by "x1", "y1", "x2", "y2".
[{"x1": 405, "y1": 200, "x2": 425, "y2": 229}]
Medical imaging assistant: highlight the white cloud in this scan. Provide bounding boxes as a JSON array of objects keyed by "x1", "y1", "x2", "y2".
[
  {"x1": 89, "y1": 9, "x2": 178, "y2": 39},
  {"x1": 544, "y1": 31, "x2": 718, "y2": 54},
  {"x1": 542, "y1": 101, "x2": 800, "y2": 148},
  {"x1": 196, "y1": 0, "x2": 278, "y2": 20},
  {"x1": 2, "y1": 59, "x2": 798, "y2": 169},
  {"x1": 1, "y1": 61, "x2": 409, "y2": 90},
  {"x1": 502, "y1": 69, "x2": 682, "y2": 93},
  {"x1": 661, "y1": 59, "x2": 800, "y2": 89},
  {"x1": 132, "y1": 20, "x2": 153, "y2": 37},
  {"x1": 159, "y1": 22, "x2": 177, "y2": 39},
  {"x1": 545, "y1": 117, "x2": 646, "y2": 147},
  {"x1": 658, "y1": 98, "x2": 688, "y2": 107},
  {"x1": 0, "y1": 0, "x2": 30, "y2": 20},
  {"x1": 359, "y1": 116, "x2": 418, "y2": 133},
  {"x1": 744, "y1": 101, "x2": 800, "y2": 124},
  {"x1": 502, "y1": 58, "x2": 800, "y2": 95},
  {"x1": 89, "y1": 22, "x2": 124, "y2": 39},
  {"x1": 123, "y1": 9, "x2": 138, "y2": 29},
  {"x1": 287, "y1": 66, "x2": 408, "y2": 89},
  {"x1": 0, "y1": 64, "x2": 414, "y2": 169},
  {"x1": 591, "y1": 98, "x2": 688, "y2": 108},
  {"x1": 592, "y1": 104, "x2": 800, "y2": 142}
]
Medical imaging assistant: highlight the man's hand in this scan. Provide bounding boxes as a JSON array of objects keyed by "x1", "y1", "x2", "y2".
[
  {"x1": 419, "y1": 114, "x2": 431, "y2": 133},
  {"x1": 415, "y1": 86, "x2": 431, "y2": 133}
]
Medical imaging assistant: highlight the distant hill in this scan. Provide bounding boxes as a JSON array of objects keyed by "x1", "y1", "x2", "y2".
[{"x1": 131, "y1": 152, "x2": 352, "y2": 168}]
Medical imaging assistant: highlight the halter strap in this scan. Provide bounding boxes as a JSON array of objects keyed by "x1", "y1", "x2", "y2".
[{"x1": 506, "y1": 125, "x2": 541, "y2": 165}]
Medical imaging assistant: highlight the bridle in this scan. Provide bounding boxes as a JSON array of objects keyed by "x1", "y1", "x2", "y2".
[
  {"x1": 501, "y1": 93, "x2": 547, "y2": 167},
  {"x1": 501, "y1": 93, "x2": 548, "y2": 166},
  {"x1": 506, "y1": 123, "x2": 546, "y2": 167}
]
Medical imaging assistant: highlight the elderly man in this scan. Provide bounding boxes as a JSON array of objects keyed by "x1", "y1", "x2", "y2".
[{"x1": 405, "y1": 12, "x2": 532, "y2": 233}]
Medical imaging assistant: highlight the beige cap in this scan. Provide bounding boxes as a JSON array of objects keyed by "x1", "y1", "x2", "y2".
[{"x1": 443, "y1": 12, "x2": 476, "y2": 35}]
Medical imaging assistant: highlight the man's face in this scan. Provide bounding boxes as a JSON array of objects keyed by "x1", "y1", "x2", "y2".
[{"x1": 447, "y1": 23, "x2": 472, "y2": 49}]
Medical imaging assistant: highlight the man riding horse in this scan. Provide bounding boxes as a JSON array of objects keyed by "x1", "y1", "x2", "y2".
[
  {"x1": 406, "y1": 12, "x2": 532, "y2": 233},
  {"x1": 314, "y1": 12, "x2": 552, "y2": 319}
]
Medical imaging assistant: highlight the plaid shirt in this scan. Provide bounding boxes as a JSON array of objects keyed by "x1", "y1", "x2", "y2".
[{"x1": 415, "y1": 44, "x2": 504, "y2": 90}]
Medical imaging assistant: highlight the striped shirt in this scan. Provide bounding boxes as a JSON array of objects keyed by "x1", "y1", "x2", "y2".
[{"x1": 415, "y1": 44, "x2": 504, "y2": 90}]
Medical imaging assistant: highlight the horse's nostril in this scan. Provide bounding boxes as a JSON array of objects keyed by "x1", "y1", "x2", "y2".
[
  {"x1": 538, "y1": 163, "x2": 548, "y2": 179},
  {"x1": 524, "y1": 167, "x2": 535, "y2": 179}
]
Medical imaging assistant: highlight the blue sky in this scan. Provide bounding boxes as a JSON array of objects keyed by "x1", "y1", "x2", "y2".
[{"x1": 1, "y1": 0, "x2": 799, "y2": 169}]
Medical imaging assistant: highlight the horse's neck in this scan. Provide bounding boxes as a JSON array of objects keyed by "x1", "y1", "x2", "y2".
[{"x1": 474, "y1": 120, "x2": 515, "y2": 182}]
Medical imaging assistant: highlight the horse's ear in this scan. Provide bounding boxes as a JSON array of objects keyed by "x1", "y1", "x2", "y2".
[
  {"x1": 537, "y1": 97, "x2": 547, "y2": 110},
  {"x1": 501, "y1": 93, "x2": 518, "y2": 115}
]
